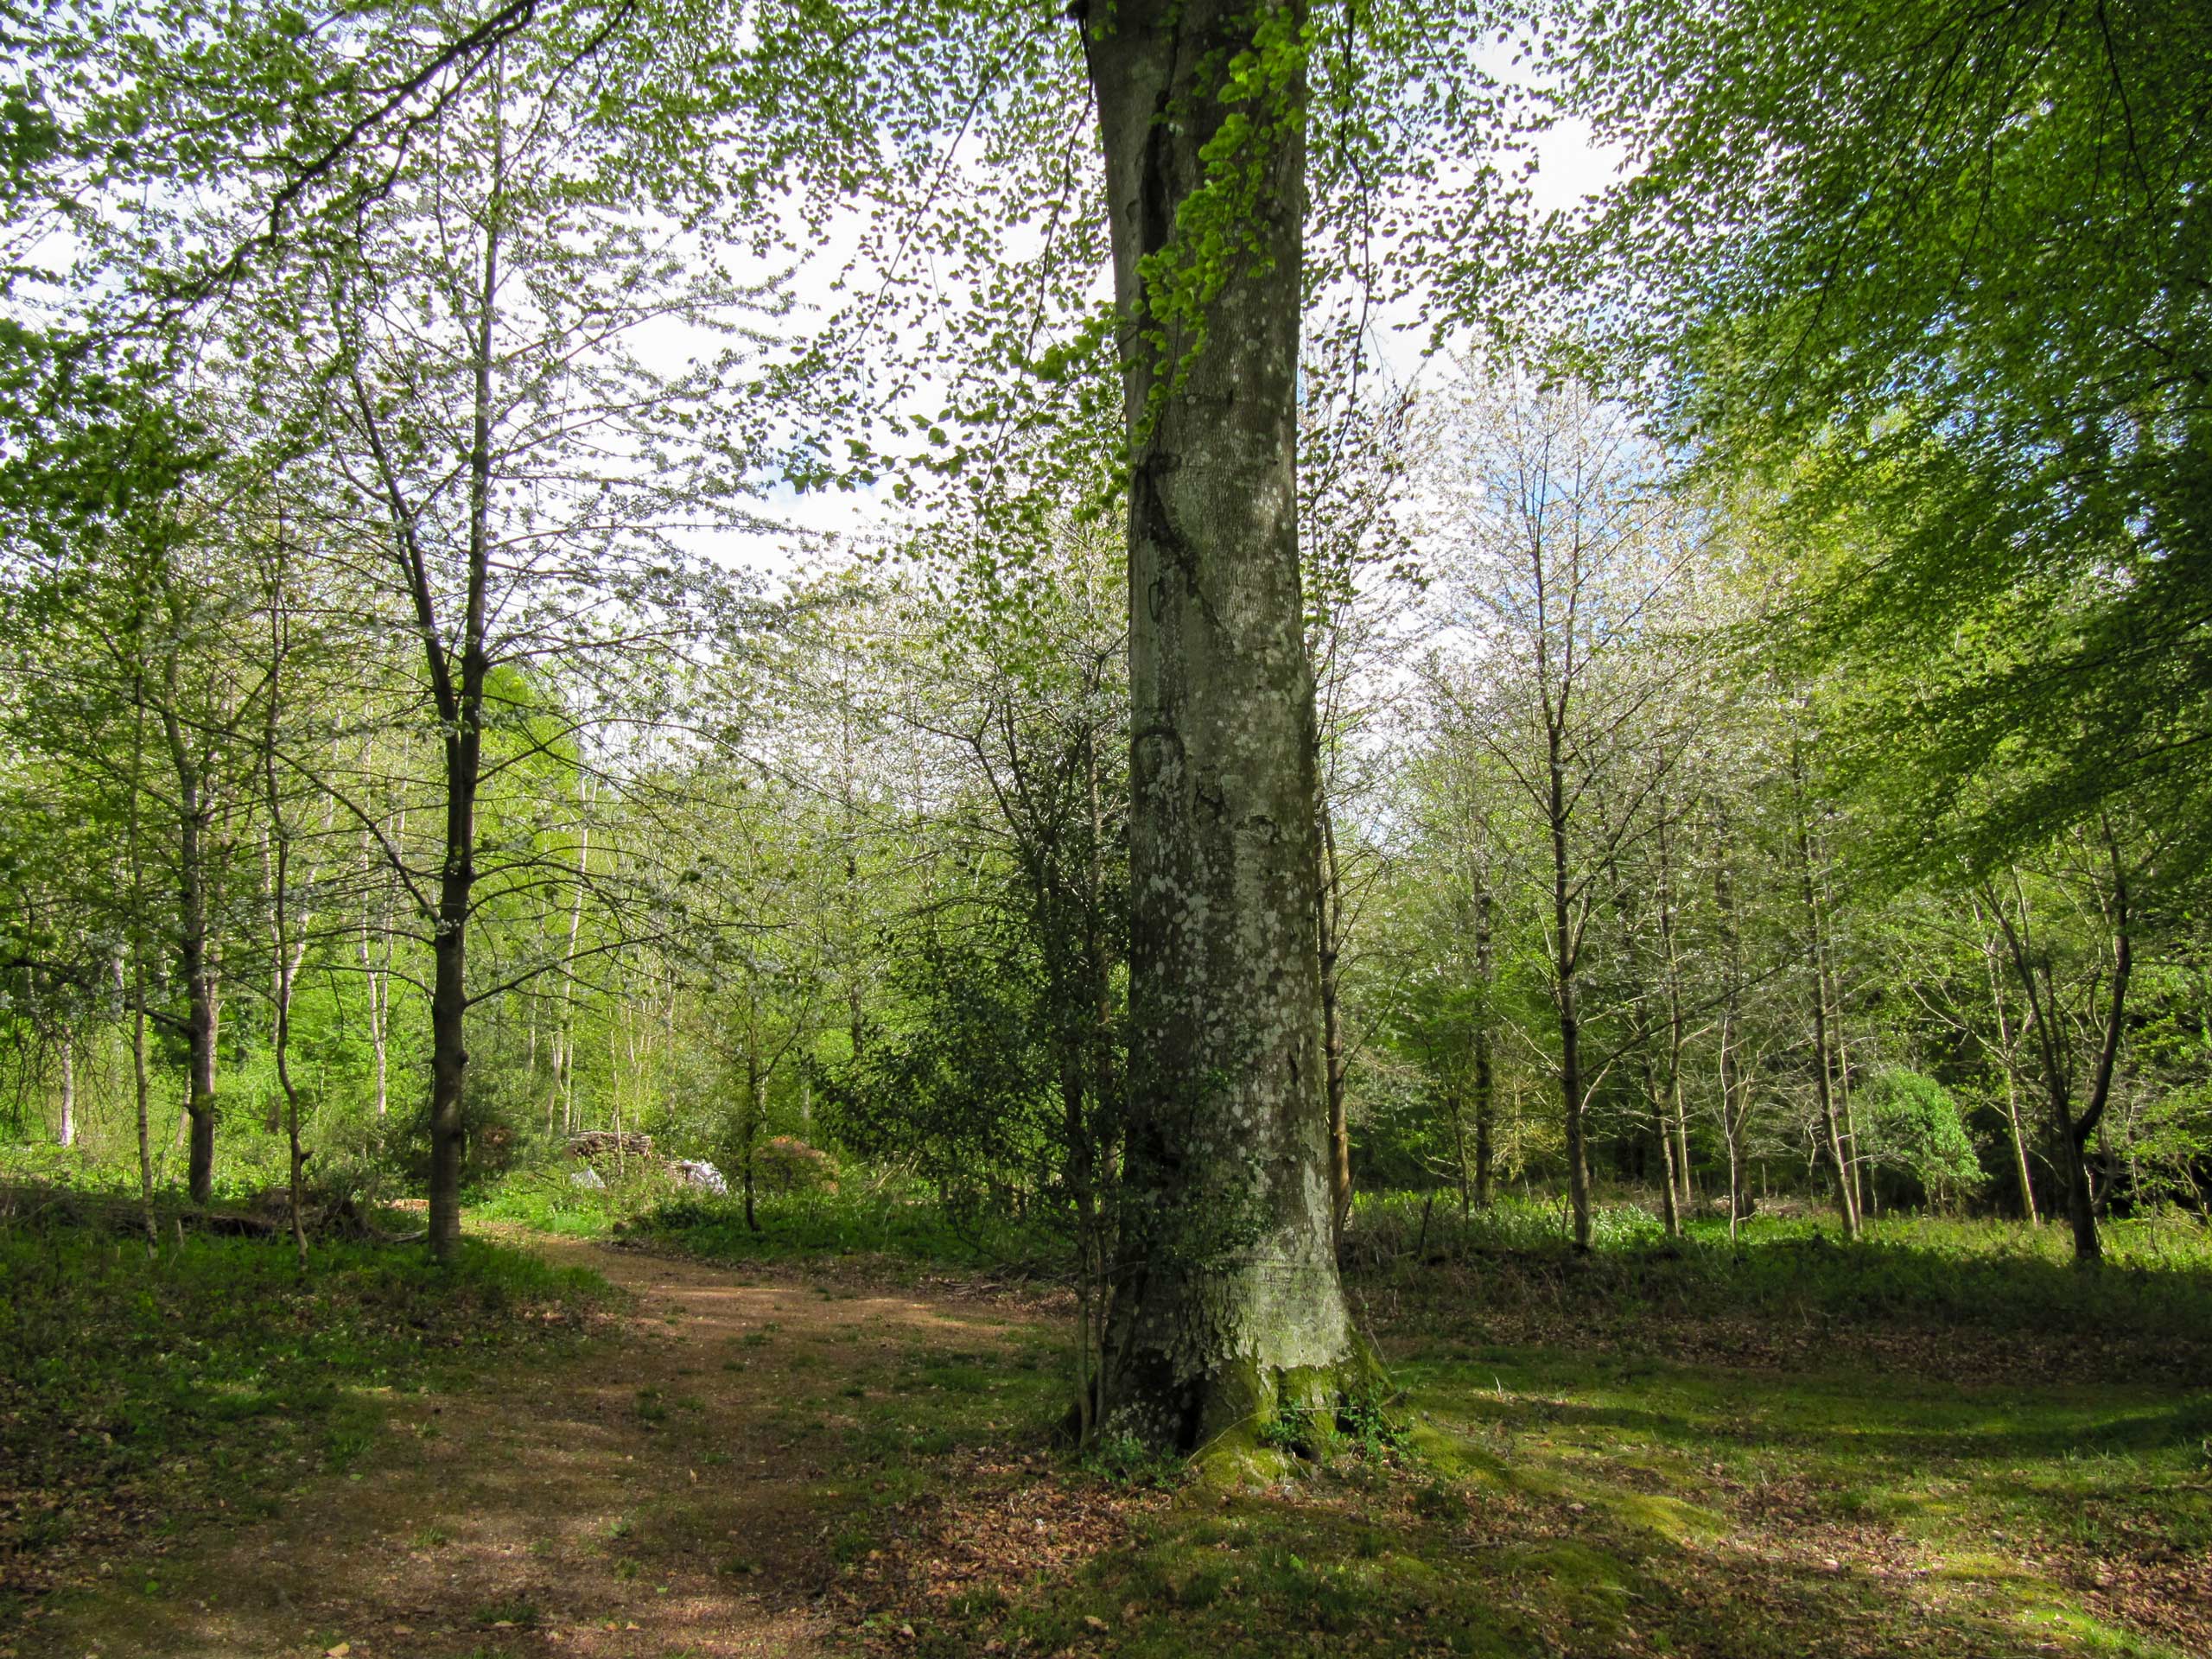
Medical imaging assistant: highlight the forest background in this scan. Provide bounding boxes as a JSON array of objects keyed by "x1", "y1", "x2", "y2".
[{"x1": 1, "y1": 0, "x2": 2206, "y2": 1297}]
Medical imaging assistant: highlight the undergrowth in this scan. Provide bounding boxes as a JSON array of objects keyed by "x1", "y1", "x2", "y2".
[
  {"x1": 623, "y1": 1184, "x2": 1064, "y2": 1276},
  {"x1": 1347, "y1": 1191, "x2": 2212, "y2": 1373},
  {"x1": 0, "y1": 1205, "x2": 610, "y2": 1617}
]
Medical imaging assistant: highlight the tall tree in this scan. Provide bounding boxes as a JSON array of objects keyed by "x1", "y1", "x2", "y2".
[
  {"x1": 1082, "y1": 0, "x2": 1357, "y2": 1450},
  {"x1": 1560, "y1": 0, "x2": 2212, "y2": 868},
  {"x1": 1427, "y1": 371, "x2": 1701, "y2": 1250}
]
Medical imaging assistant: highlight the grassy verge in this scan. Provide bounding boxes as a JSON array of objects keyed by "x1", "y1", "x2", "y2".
[
  {"x1": 730, "y1": 1194, "x2": 2212, "y2": 1658},
  {"x1": 0, "y1": 1205, "x2": 609, "y2": 1620},
  {"x1": 818, "y1": 1326, "x2": 2210, "y2": 1658},
  {"x1": 1344, "y1": 1194, "x2": 2212, "y2": 1381}
]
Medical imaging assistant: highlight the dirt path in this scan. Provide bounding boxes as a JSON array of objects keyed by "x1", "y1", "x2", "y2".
[{"x1": 24, "y1": 1236, "x2": 1046, "y2": 1659}]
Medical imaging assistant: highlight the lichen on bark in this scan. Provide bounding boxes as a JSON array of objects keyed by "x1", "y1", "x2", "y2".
[{"x1": 1081, "y1": 0, "x2": 1357, "y2": 1452}]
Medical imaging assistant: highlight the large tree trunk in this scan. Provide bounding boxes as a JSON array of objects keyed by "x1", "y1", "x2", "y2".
[{"x1": 1084, "y1": 0, "x2": 1354, "y2": 1455}]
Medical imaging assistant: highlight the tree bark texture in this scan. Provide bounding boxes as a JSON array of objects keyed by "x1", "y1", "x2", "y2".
[
  {"x1": 1083, "y1": 0, "x2": 1354, "y2": 1452},
  {"x1": 1546, "y1": 723, "x2": 1591, "y2": 1252},
  {"x1": 424, "y1": 177, "x2": 500, "y2": 1263}
]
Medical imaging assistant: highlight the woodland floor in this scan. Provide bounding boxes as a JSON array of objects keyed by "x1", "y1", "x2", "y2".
[{"x1": 8, "y1": 1227, "x2": 2209, "y2": 1659}]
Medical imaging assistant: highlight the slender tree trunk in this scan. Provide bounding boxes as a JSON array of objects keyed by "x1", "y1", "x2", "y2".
[
  {"x1": 1977, "y1": 918, "x2": 2039, "y2": 1224},
  {"x1": 2039, "y1": 1019, "x2": 2106, "y2": 1264},
  {"x1": 425, "y1": 187, "x2": 502, "y2": 1263},
  {"x1": 1471, "y1": 870, "x2": 1495, "y2": 1211},
  {"x1": 742, "y1": 1039, "x2": 762, "y2": 1234},
  {"x1": 1547, "y1": 740, "x2": 1591, "y2": 1252},
  {"x1": 1084, "y1": 0, "x2": 1353, "y2": 1451},
  {"x1": 2063, "y1": 856, "x2": 2133, "y2": 1262},
  {"x1": 1077, "y1": 738, "x2": 1117, "y2": 1440},
  {"x1": 1837, "y1": 1031, "x2": 1871, "y2": 1221},
  {"x1": 1444, "y1": 1084, "x2": 1470, "y2": 1217},
  {"x1": 1656, "y1": 816, "x2": 1694, "y2": 1216},
  {"x1": 1993, "y1": 855, "x2": 2131, "y2": 1267},
  {"x1": 1724, "y1": 1077, "x2": 1747, "y2": 1240},
  {"x1": 2002, "y1": 1065, "x2": 2037, "y2": 1224},
  {"x1": 428, "y1": 810, "x2": 474, "y2": 1260},
  {"x1": 1647, "y1": 1039, "x2": 1681, "y2": 1238},
  {"x1": 555, "y1": 806, "x2": 589, "y2": 1133},
  {"x1": 1789, "y1": 741, "x2": 1858, "y2": 1237},
  {"x1": 131, "y1": 950, "x2": 156, "y2": 1246},
  {"x1": 1062, "y1": 1046, "x2": 1099, "y2": 1438},
  {"x1": 1714, "y1": 817, "x2": 1747, "y2": 1239},
  {"x1": 165, "y1": 724, "x2": 219, "y2": 1205},
  {"x1": 369, "y1": 951, "x2": 390, "y2": 1118},
  {"x1": 1318, "y1": 804, "x2": 1352, "y2": 1245},
  {"x1": 262, "y1": 582, "x2": 310, "y2": 1271},
  {"x1": 57, "y1": 1033, "x2": 75, "y2": 1148},
  {"x1": 1808, "y1": 985, "x2": 1855, "y2": 1234},
  {"x1": 126, "y1": 686, "x2": 157, "y2": 1249}
]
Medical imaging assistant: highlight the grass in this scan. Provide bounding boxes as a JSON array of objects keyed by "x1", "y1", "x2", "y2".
[
  {"x1": 14, "y1": 1143, "x2": 2207, "y2": 1656},
  {"x1": 785, "y1": 1192, "x2": 2212, "y2": 1659},
  {"x1": 0, "y1": 1197, "x2": 609, "y2": 1618},
  {"x1": 1344, "y1": 1192, "x2": 2212, "y2": 1376},
  {"x1": 471, "y1": 1162, "x2": 1068, "y2": 1279},
  {"x1": 833, "y1": 1314, "x2": 2211, "y2": 1659}
]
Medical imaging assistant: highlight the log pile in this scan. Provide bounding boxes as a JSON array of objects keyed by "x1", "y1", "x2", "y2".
[
  {"x1": 0, "y1": 1181, "x2": 425, "y2": 1244},
  {"x1": 567, "y1": 1130, "x2": 655, "y2": 1160}
]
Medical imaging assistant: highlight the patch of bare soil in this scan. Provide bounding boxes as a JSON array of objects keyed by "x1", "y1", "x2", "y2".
[{"x1": 15, "y1": 1236, "x2": 1049, "y2": 1659}]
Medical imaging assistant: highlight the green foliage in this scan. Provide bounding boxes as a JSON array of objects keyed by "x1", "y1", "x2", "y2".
[
  {"x1": 814, "y1": 926, "x2": 1065, "y2": 1217},
  {"x1": 1562, "y1": 0, "x2": 2212, "y2": 868},
  {"x1": 1859, "y1": 1068, "x2": 1984, "y2": 1208},
  {"x1": 1081, "y1": 1432, "x2": 1188, "y2": 1491},
  {"x1": 471, "y1": 1161, "x2": 680, "y2": 1238},
  {"x1": 626, "y1": 1181, "x2": 1061, "y2": 1274}
]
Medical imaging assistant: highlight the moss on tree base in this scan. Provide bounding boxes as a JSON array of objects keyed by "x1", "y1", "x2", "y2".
[{"x1": 1182, "y1": 1333, "x2": 1395, "y2": 1489}]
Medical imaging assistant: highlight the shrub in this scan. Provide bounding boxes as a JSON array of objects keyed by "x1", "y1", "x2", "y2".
[
  {"x1": 753, "y1": 1135, "x2": 837, "y2": 1195},
  {"x1": 1859, "y1": 1069, "x2": 1985, "y2": 1210}
]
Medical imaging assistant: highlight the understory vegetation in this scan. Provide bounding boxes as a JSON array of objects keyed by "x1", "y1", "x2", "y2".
[
  {"x1": 0, "y1": 1203, "x2": 608, "y2": 1621},
  {"x1": 9, "y1": 1179, "x2": 2207, "y2": 1658}
]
